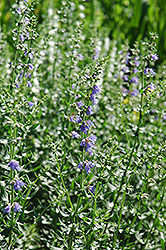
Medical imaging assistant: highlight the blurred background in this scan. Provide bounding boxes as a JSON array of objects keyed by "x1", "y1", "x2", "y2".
[{"x1": 1, "y1": 0, "x2": 166, "y2": 63}]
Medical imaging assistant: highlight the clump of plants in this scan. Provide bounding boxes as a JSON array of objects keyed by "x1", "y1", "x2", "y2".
[{"x1": 0, "y1": 1, "x2": 166, "y2": 249}]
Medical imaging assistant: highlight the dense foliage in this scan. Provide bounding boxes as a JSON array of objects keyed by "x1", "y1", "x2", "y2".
[{"x1": 0, "y1": 1, "x2": 166, "y2": 249}]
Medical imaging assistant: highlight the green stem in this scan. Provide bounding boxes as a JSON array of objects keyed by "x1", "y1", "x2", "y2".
[
  {"x1": 8, "y1": 117, "x2": 17, "y2": 249},
  {"x1": 142, "y1": 182, "x2": 165, "y2": 250}
]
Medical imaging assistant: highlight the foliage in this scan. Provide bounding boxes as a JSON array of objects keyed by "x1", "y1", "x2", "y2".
[{"x1": 0, "y1": 1, "x2": 166, "y2": 249}]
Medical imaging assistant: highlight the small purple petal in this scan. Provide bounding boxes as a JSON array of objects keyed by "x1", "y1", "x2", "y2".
[
  {"x1": 28, "y1": 101, "x2": 34, "y2": 108},
  {"x1": 3, "y1": 205, "x2": 11, "y2": 214},
  {"x1": 14, "y1": 202, "x2": 21, "y2": 212}
]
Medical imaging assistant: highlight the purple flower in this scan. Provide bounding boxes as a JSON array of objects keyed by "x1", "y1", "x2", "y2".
[
  {"x1": 144, "y1": 68, "x2": 156, "y2": 75},
  {"x1": 123, "y1": 75, "x2": 129, "y2": 81},
  {"x1": 93, "y1": 48, "x2": 99, "y2": 60},
  {"x1": 84, "y1": 161, "x2": 95, "y2": 174},
  {"x1": 149, "y1": 68, "x2": 156, "y2": 75},
  {"x1": 151, "y1": 54, "x2": 159, "y2": 61},
  {"x1": 78, "y1": 54, "x2": 84, "y2": 58},
  {"x1": 28, "y1": 53, "x2": 33, "y2": 59},
  {"x1": 75, "y1": 115, "x2": 82, "y2": 123},
  {"x1": 133, "y1": 68, "x2": 138, "y2": 73},
  {"x1": 92, "y1": 85, "x2": 102, "y2": 94},
  {"x1": 80, "y1": 134, "x2": 97, "y2": 155},
  {"x1": 118, "y1": 50, "x2": 124, "y2": 54},
  {"x1": 78, "y1": 161, "x2": 95, "y2": 174},
  {"x1": 77, "y1": 102, "x2": 83, "y2": 108},
  {"x1": 8, "y1": 160, "x2": 20, "y2": 170},
  {"x1": 14, "y1": 202, "x2": 21, "y2": 212},
  {"x1": 3, "y1": 204, "x2": 11, "y2": 214},
  {"x1": 71, "y1": 131, "x2": 80, "y2": 138},
  {"x1": 28, "y1": 63, "x2": 34, "y2": 70},
  {"x1": 89, "y1": 185, "x2": 95, "y2": 195},
  {"x1": 27, "y1": 81, "x2": 32, "y2": 87},
  {"x1": 28, "y1": 101, "x2": 34, "y2": 108},
  {"x1": 130, "y1": 76, "x2": 139, "y2": 85},
  {"x1": 80, "y1": 120, "x2": 93, "y2": 134},
  {"x1": 88, "y1": 134, "x2": 97, "y2": 143},
  {"x1": 135, "y1": 61, "x2": 140, "y2": 67},
  {"x1": 19, "y1": 34, "x2": 25, "y2": 42},
  {"x1": 87, "y1": 106, "x2": 92, "y2": 115},
  {"x1": 14, "y1": 179, "x2": 25, "y2": 191},
  {"x1": 78, "y1": 162, "x2": 83, "y2": 169},
  {"x1": 70, "y1": 114, "x2": 82, "y2": 123},
  {"x1": 17, "y1": 7, "x2": 21, "y2": 14},
  {"x1": 131, "y1": 89, "x2": 139, "y2": 96},
  {"x1": 122, "y1": 66, "x2": 129, "y2": 73},
  {"x1": 163, "y1": 115, "x2": 166, "y2": 120},
  {"x1": 80, "y1": 139, "x2": 86, "y2": 147},
  {"x1": 90, "y1": 94, "x2": 98, "y2": 105}
]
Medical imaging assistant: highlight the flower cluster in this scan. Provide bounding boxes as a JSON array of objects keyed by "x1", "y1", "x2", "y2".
[
  {"x1": 3, "y1": 160, "x2": 26, "y2": 214},
  {"x1": 80, "y1": 134, "x2": 97, "y2": 156},
  {"x1": 78, "y1": 160, "x2": 95, "y2": 174}
]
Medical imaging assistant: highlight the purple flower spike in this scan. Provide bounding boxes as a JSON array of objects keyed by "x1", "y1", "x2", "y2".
[
  {"x1": 93, "y1": 48, "x2": 99, "y2": 60},
  {"x1": 14, "y1": 179, "x2": 25, "y2": 191},
  {"x1": 3, "y1": 204, "x2": 11, "y2": 214},
  {"x1": 8, "y1": 160, "x2": 20, "y2": 170},
  {"x1": 78, "y1": 162, "x2": 83, "y2": 170},
  {"x1": 14, "y1": 202, "x2": 21, "y2": 212}
]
